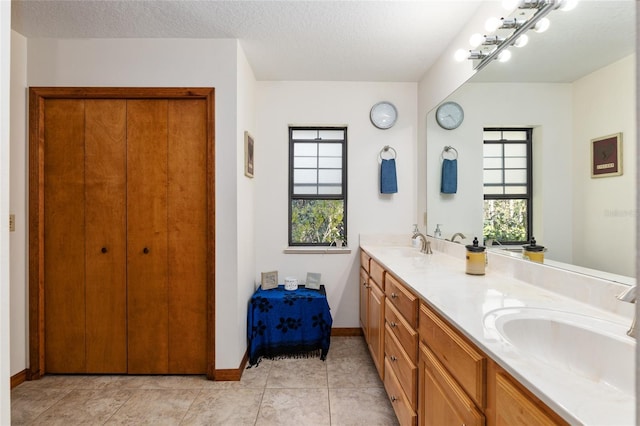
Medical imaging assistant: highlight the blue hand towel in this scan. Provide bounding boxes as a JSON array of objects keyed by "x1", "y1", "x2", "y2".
[
  {"x1": 380, "y1": 159, "x2": 398, "y2": 194},
  {"x1": 441, "y1": 159, "x2": 457, "y2": 194}
]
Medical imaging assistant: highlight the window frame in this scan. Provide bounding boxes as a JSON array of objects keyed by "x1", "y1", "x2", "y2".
[
  {"x1": 483, "y1": 127, "x2": 533, "y2": 245},
  {"x1": 288, "y1": 126, "x2": 348, "y2": 247}
]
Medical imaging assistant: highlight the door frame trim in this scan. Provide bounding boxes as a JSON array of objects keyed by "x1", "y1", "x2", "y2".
[{"x1": 28, "y1": 87, "x2": 216, "y2": 379}]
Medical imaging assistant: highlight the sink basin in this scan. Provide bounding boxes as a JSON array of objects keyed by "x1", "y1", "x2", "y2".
[
  {"x1": 484, "y1": 307, "x2": 635, "y2": 395},
  {"x1": 378, "y1": 246, "x2": 425, "y2": 258}
]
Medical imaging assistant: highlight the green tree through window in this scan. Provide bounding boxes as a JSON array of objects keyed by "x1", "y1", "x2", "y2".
[{"x1": 483, "y1": 128, "x2": 532, "y2": 244}]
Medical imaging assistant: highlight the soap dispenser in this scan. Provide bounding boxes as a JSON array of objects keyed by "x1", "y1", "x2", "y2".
[
  {"x1": 522, "y1": 237, "x2": 545, "y2": 263},
  {"x1": 434, "y1": 224, "x2": 442, "y2": 239},
  {"x1": 465, "y1": 237, "x2": 486, "y2": 275}
]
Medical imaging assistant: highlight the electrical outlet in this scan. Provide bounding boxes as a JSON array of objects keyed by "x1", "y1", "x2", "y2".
[{"x1": 9, "y1": 214, "x2": 15, "y2": 232}]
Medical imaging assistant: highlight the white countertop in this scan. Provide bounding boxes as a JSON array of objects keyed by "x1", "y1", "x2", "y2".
[{"x1": 360, "y1": 239, "x2": 635, "y2": 426}]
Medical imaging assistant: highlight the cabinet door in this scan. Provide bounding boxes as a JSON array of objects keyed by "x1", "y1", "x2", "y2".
[
  {"x1": 368, "y1": 280, "x2": 385, "y2": 379},
  {"x1": 126, "y1": 99, "x2": 170, "y2": 374},
  {"x1": 494, "y1": 373, "x2": 562, "y2": 426},
  {"x1": 166, "y1": 99, "x2": 208, "y2": 373},
  {"x1": 44, "y1": 99, "x2": 87, "y2": 373},
  {"x1": 84, "y1": 100, "x2": 127, "y2": 373},
  {"x1": 419, "y1": 344, "x2": 484, "y2": 426},
  {"x1": 360, "y1": 268, "x2": 369, "y2": 338}
]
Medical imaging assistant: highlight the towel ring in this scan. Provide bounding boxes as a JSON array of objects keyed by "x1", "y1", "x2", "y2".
[
  {"x1": 379, "y1": 145, "x2": 397, "y2": 161},
  {"x1": 441, "y1": 145, "x2": 458, "y2": 160}
]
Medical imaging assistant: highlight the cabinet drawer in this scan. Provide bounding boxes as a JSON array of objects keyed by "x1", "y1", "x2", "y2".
[
  {"x1": 384, "y1": 357, "x2": 417, "y2": 426},
  {"x1": 360, "y1": 250, "x2": 371, "y2": 273},
  {"x1": 385, "y1": 299, "x2": 418, "y2": 364},
  {"x1": 385, "y1": 323, "x2": 417, "y2": 409},
  {"x1": 370, "y1": 259, "x2": 385, "y2": 290},
  {"x1": 419, "y1": 343, "x2": 484, "y2": 426},
  {"x1": 385, "y1": 273, "x2": 417, "y2": 328},
  {"x1": 419, "y1": 303, "x2": 486, "y2": 408}
]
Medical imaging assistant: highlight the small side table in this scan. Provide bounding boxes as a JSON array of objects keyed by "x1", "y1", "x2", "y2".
[{"x1": 247, "y1": 285, "x2": 332, "y2": 366}]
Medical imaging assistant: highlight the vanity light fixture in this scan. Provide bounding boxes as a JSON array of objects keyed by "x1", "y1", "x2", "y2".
[{"x1": 459, "y1": 0, "x2": 578, "y2": 72}]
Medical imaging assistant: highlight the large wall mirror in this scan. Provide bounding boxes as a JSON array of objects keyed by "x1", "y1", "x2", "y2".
[{"x1": 425, "y1": 1, "x2": 636, "y2": 282}]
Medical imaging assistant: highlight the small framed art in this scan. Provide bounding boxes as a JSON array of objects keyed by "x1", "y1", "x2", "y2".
[
  {"x1": 261, "y1": 271, "x2": 278, "y2": 290},
  {"x1": 245, "y1": 131, "x2": 255, "y2": 178},
  {"x1": 305, "y1": 272, "x2": 322, "y2": 290},
  {"x1": 591, "y1": 133, "x2": 622, "y2": 178}
]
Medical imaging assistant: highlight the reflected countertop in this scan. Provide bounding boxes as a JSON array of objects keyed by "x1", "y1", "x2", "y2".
[{"x1": 360, "y1": 238, "x2": 635, "y2": 426}]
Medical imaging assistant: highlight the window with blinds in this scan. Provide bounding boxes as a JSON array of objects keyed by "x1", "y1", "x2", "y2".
[
  {"x1": 289, "y1": 127, "x2": 347, "y2": 246},
  {"x1": 483, "y1": 128, "x2": 532, "y2": 244}
]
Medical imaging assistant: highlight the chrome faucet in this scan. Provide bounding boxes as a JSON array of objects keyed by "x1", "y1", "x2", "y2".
[
  {"x1": 617, "y1": 285, "x2": 637, "y2": 337},
  {"x1": 412, "y1": 229, "x2": 432, "y2": 254},
  {"x1": 450, "y1": 232, "x2": 466, "y2": 243}
]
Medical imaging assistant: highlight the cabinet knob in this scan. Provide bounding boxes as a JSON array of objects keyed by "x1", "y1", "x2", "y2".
[
  {"x1": 101, "y1": 247, "x2": 108, "y2": 254},
  {"x1": 391, "y1": 292, "x2": 398, "y2": 299},
  {"x1": 143, "y1": 247, "x2": 150, "y2": 254},
  {"x1": 390, "y1": 321, "x2": 397, "y2": 328},
  {"x1": 390, "y1": 395, "x2": 398, "y2": 403},
  {"x1": 390, "y1": 355, "x2": 397, "y2": 362}
]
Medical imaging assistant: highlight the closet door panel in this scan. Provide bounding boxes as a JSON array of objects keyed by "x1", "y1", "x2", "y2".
[
  {"x1": 127, "y1": 99, "x2": 169, "y2": 374},
  {"x1": 44, "y1": 99, "x2": 86, "y2": 373},
  {"x1": 167, "y1": 99, "x2": 208, "y2": 373},
  {"x1": 84, "y1": 100, "x2": 128, "y2": 373}
]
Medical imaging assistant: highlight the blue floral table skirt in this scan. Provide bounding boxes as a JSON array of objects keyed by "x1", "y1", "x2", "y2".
[{"x1": 247, "y1": 285, "x2": 332, "y2": 366}]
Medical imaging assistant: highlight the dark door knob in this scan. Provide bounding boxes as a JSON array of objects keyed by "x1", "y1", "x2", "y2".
[
  {"x1": 143, "y1": 247, "x2": 149, "y2": 254},
  {"x1": 101, "y1": 247, "x2": 108, "y2": 254}
]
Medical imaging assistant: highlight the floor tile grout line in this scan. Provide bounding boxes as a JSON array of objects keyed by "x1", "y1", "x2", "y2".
[
  {"x1": 100, "y1": 387, "x2": 136, "y2": 425},
  {"x1": 177, "y1": 387, "x2": 203, "y2": 426}
]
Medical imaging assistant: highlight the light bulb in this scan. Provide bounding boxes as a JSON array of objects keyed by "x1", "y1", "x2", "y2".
[
  {"x1": 454, "y1": 49, "x2": 469, "y2": 62},
  {"x1": 558, "y1": 0, "x2": 578, "y2": 11},
  {"x1": 485, "y1": 17, "x2": 502, "y2": 33},
  {"x1": 497, "y1": 49, "x2": 512, "y2": 63},
  {"x1": 469, "y1": 33, "x2": 484, "y2": 48},
  {"x1": 534, "y1": 17, "x2": 550, "y2": 33},
  {"x1": 513, "y1": 34, "x2": 529, "y2": 48}
]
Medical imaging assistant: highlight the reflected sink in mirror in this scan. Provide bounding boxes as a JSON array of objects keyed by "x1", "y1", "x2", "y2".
[{"x1": 484, "y1": 307, "x2": 635, "y2": 395}]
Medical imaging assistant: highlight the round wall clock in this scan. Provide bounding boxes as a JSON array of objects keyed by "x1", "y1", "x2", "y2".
[
  {"x1": 436, "y1": 101, "x2": 464, "y2": 130},
  {"x1": 370, "y1": 101, "x2": 398, "y2": 129}
]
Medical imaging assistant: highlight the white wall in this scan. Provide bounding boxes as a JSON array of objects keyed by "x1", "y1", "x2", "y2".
[
  {"x1": 10, "y1": 37, "x2": 254, "y2": 370},
  {"x1": 10, "y1": 30, "x2": 27, "y2": 377},
  {"x1": 572, "y1": 55, "x2": 636, "y2": 277},
  {"x1": 1, "y1": 2, "x2": 12, "y2": 423},
  {"x1": 255, "y1": 81, "x2": 417, "y2": 327},
  {"x1": 234, "y1": 43, "x2": 258, "y2": 366},
  {"x1": 425, "y1": 82, "x2": 574, "y2": 263}
]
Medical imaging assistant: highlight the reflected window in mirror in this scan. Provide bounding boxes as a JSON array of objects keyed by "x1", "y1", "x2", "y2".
[{"x1": 483, "y1": 128, "x2": 533, "y2": 245}]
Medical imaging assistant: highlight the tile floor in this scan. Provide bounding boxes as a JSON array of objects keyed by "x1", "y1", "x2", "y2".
[{"x1": 11, "y1": 336, "x2": 399, "y2": 425}]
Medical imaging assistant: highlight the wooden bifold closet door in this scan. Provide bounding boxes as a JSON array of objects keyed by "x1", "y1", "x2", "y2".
[{"x1": 33, "y1": 88, "x2": 214, "y2": 377}]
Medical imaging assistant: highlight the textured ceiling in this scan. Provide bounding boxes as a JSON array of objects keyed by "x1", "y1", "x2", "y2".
[
  {"x1": 11, "y1": 0, "x2": 483, "y2": 82},
  {"x1": 10, "y1": 1, "x2": 636, "y2": 83}
]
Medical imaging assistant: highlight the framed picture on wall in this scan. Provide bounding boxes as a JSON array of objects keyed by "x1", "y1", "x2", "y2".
[
  {"x1": 245, "y1": 131, "x2": 255, "y2": 178},
  {"x1": 591, "y1": 133, "x2": 622, "y2": 178}
]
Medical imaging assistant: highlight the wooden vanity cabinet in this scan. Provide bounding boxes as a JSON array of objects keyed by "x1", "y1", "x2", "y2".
[
  {"x1": 359, "y1": 249, "x2": 566, "y2": 426},
  {"x1": 359, "y1": 251, "x2": 371, "y2": 334},
  {"x1": 359, "y1": 250, "x2": 385, "y2": 379},
  {"x1": 384, "y1": 273, "x2": 419, "y2": 425}
]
